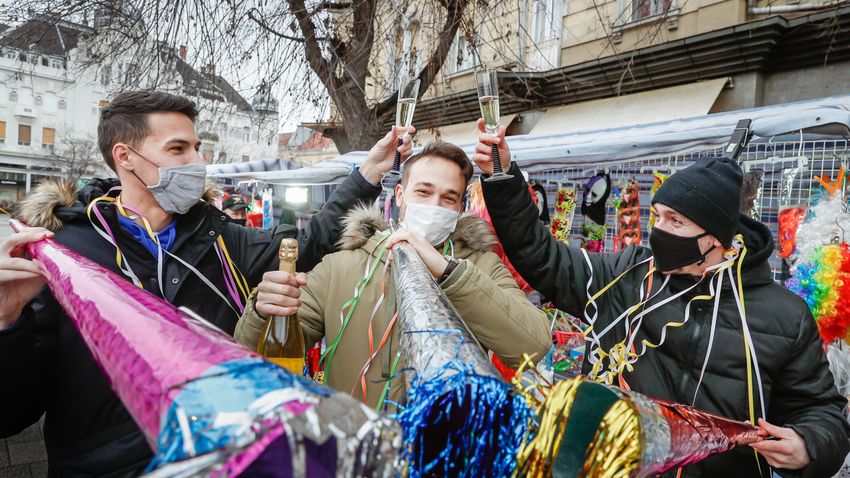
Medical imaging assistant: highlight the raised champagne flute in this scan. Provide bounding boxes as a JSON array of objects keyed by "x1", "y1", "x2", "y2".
[
  {"x1": 476, "y1": 69, "x2": 512, "y2": 181},
  {"x1": 386, "y1": 74, "x2": 420, "y2": 183}
]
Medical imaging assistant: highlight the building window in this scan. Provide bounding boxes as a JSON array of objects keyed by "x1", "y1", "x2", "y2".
[
  {"x1": 35, "y1": 95, "x2": 43, "y2": 106},
  {"x1": 9, "y1": 91, "x2": 17, "y2": 102},
  {"x1": 58, "y1": 99, "x2": 66, "y2": 110},
  {"x1": 123, "y1": 63, "x2": 139, "y2": 85},
  {"x1": 50, "y1": 57, "x2": 63, "y2": 69},
  {"x1": 242, "y1": 127, "x2": 251, "y2": 143},
  {"x1": 3, "y1": 50, "x2": 16, "y2": 61},
  {"x1": 447, "y1": 32, "x2": 479, "y2": 74},
  {"x1": 100, "y1": 65, "x2": 111, "y2": 85},
  {"x1": 18, "y1": 124, "x2": 31, "y2": 146},
  {"x1": 526, "y1": 0, "x2": 564, "y2": 70},
  {"x1": 218, "y1": 151, "x2": 227, "y2": 163},
  {"x1": 385, "y1": 26, "x2": 404, "y2": 96},
  {"x1": 42, "y1": 127, "x2": 55, "y2": 151},
  {"x1": 41, "y1": 56, "x2": 48, "y2": 67},
  {"x1": 386, "y1": 18, "x2": 421, "y2": 96},
  {"x1": 531, "y1": 0, "x2": 562, "y2": 43},
  {"x1": 625, "y1": 0, "x2": 673, "y2": 22},
  {"x1": 0, "y1": 121, "x2": 6, "y2": 144},
  {"x1": 28, "y1": 54, "x2": 38, "y2": 65},
  {"x1": 242, "y1": 154, "x2": 250, "y2": 162}
]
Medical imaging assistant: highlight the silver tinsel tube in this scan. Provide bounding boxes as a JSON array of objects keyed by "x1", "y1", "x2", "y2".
[
  {"x1": 391, "y1": 242, "x2": 533, "y2": 478},
  {"x1": 392, "y1": 242, "x2": 501, "y2": 383}
]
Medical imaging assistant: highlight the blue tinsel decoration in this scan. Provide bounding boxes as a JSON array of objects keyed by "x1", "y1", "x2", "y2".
[
  {"x1": 146, "y1": 357, "x2": 331, "y2": 472},
  {"x1": 396, "y1": 360, "x2": 536, "y2": 478}
]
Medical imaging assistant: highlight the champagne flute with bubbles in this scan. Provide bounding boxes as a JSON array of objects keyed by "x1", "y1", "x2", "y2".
[
  {"x1": 389, "y1": 74, "x2": 420, "y2": 177},
  {"x1": 476, "y1": 69, "x2": 512, "y2": 181}
]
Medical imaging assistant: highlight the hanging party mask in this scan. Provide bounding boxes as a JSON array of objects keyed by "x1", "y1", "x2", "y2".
[{"x1": 582, "y1": 173, "x2": 612, "y2": 225}]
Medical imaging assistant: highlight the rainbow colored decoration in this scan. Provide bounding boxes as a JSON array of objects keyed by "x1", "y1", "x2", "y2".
[
  {"x1": 787, "y1": 167, "x2": 850, "y2": 343},
  {"x1": 787, "y1": 242, "x2": 850, "y2": 343}
]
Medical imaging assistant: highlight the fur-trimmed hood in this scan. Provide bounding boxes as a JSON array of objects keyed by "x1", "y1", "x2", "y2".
[
  {"x1": 16, "y1": 178, "x2": 219, "y2": 231},
  {"x1": 338, "y1": 204, "x2": 498, "y2": 253}
]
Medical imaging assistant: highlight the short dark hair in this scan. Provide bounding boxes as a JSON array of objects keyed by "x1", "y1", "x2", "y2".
[
  {"x1": 402, "y1": 141, "x2": 474, "y2": 187},
  {"x1": 97, "y1": 91, "x2": 198, "y2": 171}
]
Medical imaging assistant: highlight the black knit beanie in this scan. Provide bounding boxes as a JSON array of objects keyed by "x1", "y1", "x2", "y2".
[{"x1": 651, "y1": 156, "x2": 743, "y2": 247}]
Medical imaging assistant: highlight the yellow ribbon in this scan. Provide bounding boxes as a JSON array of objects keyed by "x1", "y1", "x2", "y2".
[{"x1": 585, "y1": 236, "x2": 745, "y2": 385}]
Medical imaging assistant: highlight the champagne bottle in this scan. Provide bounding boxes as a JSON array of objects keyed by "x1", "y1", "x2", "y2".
[{"x1": 257, "y1": 238, "x2": 306, "y2": 374}]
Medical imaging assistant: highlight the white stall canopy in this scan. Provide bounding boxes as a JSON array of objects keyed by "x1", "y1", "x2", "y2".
[{"x1": 210, "y1": 93, "x2": 850, "y2": 184}]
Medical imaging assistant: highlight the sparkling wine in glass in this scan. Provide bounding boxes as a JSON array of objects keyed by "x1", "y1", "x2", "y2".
[
  {"x1": 476, "y1": 69, "x2": 512, "y2": 181},
  {"x1": 390, "y1": 75, "x2": 420, "y2": 176},
  {"x1": 479, "y1": 95, "x2": 499, "y2": 134},
  {"x1": 396, "y1": 97, "x2": 417, "y2": 129}
]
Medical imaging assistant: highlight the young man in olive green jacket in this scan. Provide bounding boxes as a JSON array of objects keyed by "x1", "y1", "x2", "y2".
[{"x1": 235, "y1": 142, "x2": 551, "y2": 409}]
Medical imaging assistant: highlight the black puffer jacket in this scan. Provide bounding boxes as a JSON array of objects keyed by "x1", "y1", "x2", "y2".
[
  {"x1": 0, "y1": 171, "x2": 380, "y2": 477},
  {"x1": 482, "y1": 163, "x2": 849, "y2": 477}
]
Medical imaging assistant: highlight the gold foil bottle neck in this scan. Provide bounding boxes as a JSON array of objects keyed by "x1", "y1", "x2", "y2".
[{"x1": 278, "y1": 238, "x2": 298, "y2": 274}]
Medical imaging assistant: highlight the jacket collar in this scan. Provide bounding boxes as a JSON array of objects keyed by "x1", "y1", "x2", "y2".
[
  {"x1": 338, "y1": 204, "x2": 498, "y2": 259},
  {"x1": 16, "y1": 177, "x2": 220, "y2": 233}
]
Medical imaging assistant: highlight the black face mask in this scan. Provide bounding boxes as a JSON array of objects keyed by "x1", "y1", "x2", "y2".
[
  {"x1": 649, "y1": 228, "x2": 716, "y2": 272},
  {"x1": 231, "y1": 218, "x2": 247, "y2": 226}
]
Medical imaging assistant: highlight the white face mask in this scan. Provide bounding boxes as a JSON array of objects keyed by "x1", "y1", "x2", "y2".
[{"x1": 400, "y1": 200, "x2": 460, "y2": 246}]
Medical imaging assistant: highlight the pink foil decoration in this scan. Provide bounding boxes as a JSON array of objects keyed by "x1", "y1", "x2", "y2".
[
  {"x1": 11, "y1": 218, "x2": 248, "y2": 446},
  {"x1": 9, "y1": 219, "x2": 402, "y2": 477}
]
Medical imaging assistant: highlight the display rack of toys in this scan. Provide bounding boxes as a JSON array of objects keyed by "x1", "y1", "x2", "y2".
[
  {"x1": 613, "y1": 180, "x2": 642, "y2": 250},
  {"x1": 551, "y1": 186, "x2": 577, "y2": 243}
]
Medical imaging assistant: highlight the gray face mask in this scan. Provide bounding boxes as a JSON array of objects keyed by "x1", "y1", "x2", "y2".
[
  {"x1": 129, "y1": 148, "x2": 207, "y2": 215},
  {"x1": 148, "y1": 163, "x2": 207, "y2": 215}
]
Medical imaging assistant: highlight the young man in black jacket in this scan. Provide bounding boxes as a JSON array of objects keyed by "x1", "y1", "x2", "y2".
[
  {"x1": 0, "y1": 90, "x2": 412, "y2": 476},
  {"x1": 473, "y1": 120, "x2": 849, "y2": 477}
]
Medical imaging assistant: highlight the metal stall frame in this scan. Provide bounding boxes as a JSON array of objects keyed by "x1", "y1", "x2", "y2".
[{"x1": 528, "y1": 138, "x2": 850, "y2": 280}]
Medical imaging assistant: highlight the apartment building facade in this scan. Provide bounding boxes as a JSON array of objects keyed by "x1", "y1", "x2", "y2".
[{"x1": 0, "y1": 14, "x2": 279, "y2": 206}]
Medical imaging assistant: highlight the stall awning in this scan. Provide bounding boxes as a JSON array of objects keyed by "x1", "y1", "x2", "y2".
[
  {"x1": 212, "y1": 154, "x2": 365, "y2": 185},
  {"x1": 530, "y1": 79, "x2": 729, "y2": 136},
  {"x1": 207, "y1": 157, "x2": 301, "y2": 177},
  {"x1": 210, "y1": 93, "x2": 850, "y2": 183},
  {"x1": 416, "y1": 114, "x2": 516, "y2": 145}
]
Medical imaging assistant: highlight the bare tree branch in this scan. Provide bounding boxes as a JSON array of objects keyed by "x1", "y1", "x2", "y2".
[
  {"x1": 287, "y1": 0, "x2": 334, "y2": 89},
  {"x1": 375, "y1": 0, "x2": 470, "y2": 122},
  {"x1": 247, "y1": 7, "x2": 329, "y2": 43}
]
